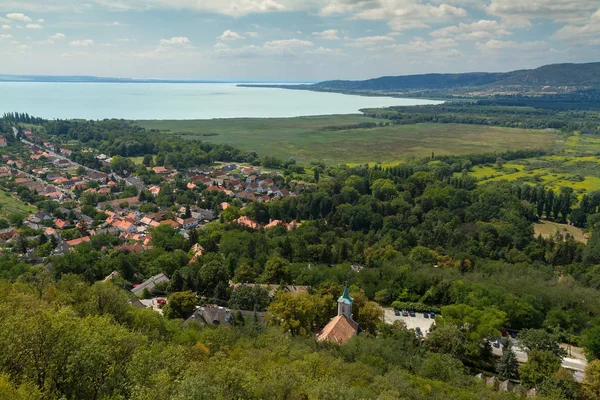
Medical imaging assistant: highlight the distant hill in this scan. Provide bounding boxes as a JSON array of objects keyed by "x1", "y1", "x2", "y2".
[{"x1": 242, "y1": 62, "x2": 600, "y2": 98}]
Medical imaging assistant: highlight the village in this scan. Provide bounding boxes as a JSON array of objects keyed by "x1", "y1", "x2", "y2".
[{"x1": 0, "y1": 126, "x2": 309, "y2": 257}]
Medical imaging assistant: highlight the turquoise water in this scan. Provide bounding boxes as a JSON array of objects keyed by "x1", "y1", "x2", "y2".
[{"x1": 0, "y1": 82, "x2": 442, "y2": 120}]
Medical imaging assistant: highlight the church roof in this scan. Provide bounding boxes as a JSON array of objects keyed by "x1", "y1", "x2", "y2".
[
  {"x1": 337, "y1": 285, "x2": 353, "y2": 305},
  {"x1": 317, "y1": 314, "x2": 358, "y2": 345}
]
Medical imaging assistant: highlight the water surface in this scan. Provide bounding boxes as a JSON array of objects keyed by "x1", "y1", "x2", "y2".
[{"x1": 0, "y1": 82, "x2": 442, "y2": 120}]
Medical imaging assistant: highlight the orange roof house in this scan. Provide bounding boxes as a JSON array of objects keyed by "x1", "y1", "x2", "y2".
[
  {"x1": 153, "y1": 166, "x2": 170, "y2": 174},
  {"x1": 234, "y1": 216, "x2": 260, "y2": 230},
  {"x1": 317, "y1": 286, "x2": 358, "y2": 345},
  {"x1": 55, "y1": 219, "x2": 70, "y2": 229}
]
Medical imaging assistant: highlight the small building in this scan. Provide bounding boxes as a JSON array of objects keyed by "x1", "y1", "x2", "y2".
[
  {"x1": 131, "y1": 273, "x2": 170, "y2": 297},
  {"x1": 317, "y1": 286, "x2": 359, "y2": 345}
]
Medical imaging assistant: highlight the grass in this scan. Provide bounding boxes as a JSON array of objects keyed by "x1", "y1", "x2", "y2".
[
  {"x1": 0, "y1": 190, "x2": 36, "y2": 219},
  {"x1": 136, "y1": 116, "x2": 558, "y2": 165},
  {"x1": 533, "y1": 221, "x2": 589, "y2": 243}
]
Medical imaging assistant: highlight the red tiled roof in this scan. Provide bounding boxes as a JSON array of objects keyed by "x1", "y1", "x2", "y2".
[{"x1": 317, "y1": 315, "x2": 358, "y2": 345}]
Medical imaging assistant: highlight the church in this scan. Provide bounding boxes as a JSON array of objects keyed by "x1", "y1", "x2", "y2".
[{"x1": 317, "y1": 286, "x2": 359, "y2": 345}]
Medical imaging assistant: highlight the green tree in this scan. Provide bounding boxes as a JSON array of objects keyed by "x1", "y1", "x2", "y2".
[
  {"x1": 228, "y1": 285, "x2": 270, "y2": 311},
  {"x1": 164, "y1": 291, "x2": 197, "y2": 320},
  {"x1": 496, "y1": 340, "x2": 519, "y2": 381},
  {"x1": 519, "y1": 350, "x2": 562, "y2": 388},
  {"x1": 151, "y1": 223, "x2": 185, "y2": 251},
  {"x1": 582, "y1": 323, "x2": 600, "y2": 360},
  {"x1": 266, "y1": 291, "x2": 323, "y2": 336},
  {"x1": 258, "y1": 256, "x2": 290, "y2": 284},
  {"x1": 518, "y1": 328, "x2": 566, "y2": 357},
  {"x1": 439, "y1": 304, "x2": 507, "y2": 359},
  {"x1": 584, "y1": 359, "x2": 600, "y2": 400}
]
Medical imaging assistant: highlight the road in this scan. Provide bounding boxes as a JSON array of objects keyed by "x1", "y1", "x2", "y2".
[{"x1": 19, "y1": 135, "x2": 130, "y2": 185}]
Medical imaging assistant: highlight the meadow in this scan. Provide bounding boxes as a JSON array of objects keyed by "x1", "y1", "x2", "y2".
[
  {"x1": 136, "y1": 116, "x2": 558, "y2": 165},
  {"x1": 0, "y1": 190, "x2": 36, "y2": 219},
  {"x1": 467, "y1": 133, "x2": 600, "y2": 196}
]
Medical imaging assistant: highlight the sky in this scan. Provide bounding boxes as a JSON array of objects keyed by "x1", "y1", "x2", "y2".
[{"x1": 0, "y1": 0, "x2": 598, "y2": 80}]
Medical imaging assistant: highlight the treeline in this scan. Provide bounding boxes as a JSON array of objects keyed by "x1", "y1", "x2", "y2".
[
  {"x1": 320, "y1": 121, "x2": 390, "y2": 131},
  {"x1": 1, "y1": 112, "x2": 47, "y2": 125},
  {"x1": 43, "y1": 119, "x2": 252, "y2": 169},
  {"x1": 362, "y1": 102, "x2": 600, "y2": 134}
]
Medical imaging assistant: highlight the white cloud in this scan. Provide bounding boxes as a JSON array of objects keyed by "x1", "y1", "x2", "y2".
[
  {"x1": 306, "y1": 46, "x2": 346, "y2": 56},
  {"x1": 245, "y1": 31, "x2": 259, "y2": 38},
  {"x1": 70, "y1": 39, "x2": 94, "y2": 47},
  {"x1": 486, "y1": 0, "x2": 600, "y2": 25},
  {"x1": 159, "y1": 36, "x2": 191, "y2": 45},
  {"x1": 1, "y1": 25, "x2": 11, "y2": 30},
  {"x1": 320, "y1": 1, "x2": 467, "y2": 31},
  {"x1": 49, "y1": 33, "x2": 65, "y2": 40},
  {"x1": 264, "y1": 38, "x2": 313, "y2": 48},
  {"x1": 94, "y1": 0, "x2": 286, "y2": 17},
  {"x1": 214, "y1": 38, "x2": 313, "y2": 58},
  {"x1": 312, "y1": 29, "x2": 340, "y2": 40},
  {"x1": 26, "y1": 23, "x2": 43, "y2": 29},
  {"x1": 552, "y1": 9, "x2": 600, "y2": 41},
  {"x1": 431, "y1": 20, "x2": 511, "y2": 41},
  {"x1": 6, "y1": 13, "x2": 32, "y2": 22},
  {"x1": 37, "y1": 18, "x2": 44, "y2": 22},
  {"x1": 347, "y1": 35, "x2": 395, "y2": 48},
  {"x1": 393, "y1": 37, "x2": 457, "y2": 53},
  {"x1": 0, "y1": 33, "x2": 12, "y2": 39},
  {"x1": 476, "y1": 39, "x2": 548, "y2": 52},
  {"x1": 217, "y1": 30, "x2": 244, "y2": 41}
]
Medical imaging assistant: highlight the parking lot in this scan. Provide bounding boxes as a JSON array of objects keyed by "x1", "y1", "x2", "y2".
[{"x1": 384, "y1": 308, "x2": 436, "y2": 334}]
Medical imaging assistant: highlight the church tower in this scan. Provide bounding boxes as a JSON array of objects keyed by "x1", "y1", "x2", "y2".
[{"x1": 337, "y1": 285, "x2": 354, "y2": 320}]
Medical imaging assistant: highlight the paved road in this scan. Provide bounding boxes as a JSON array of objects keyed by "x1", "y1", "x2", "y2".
[{"x1": 20, "y1": 136, "x2": 131, "y2": 186}]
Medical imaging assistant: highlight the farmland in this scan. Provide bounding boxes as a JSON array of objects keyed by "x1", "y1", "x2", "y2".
[{"x1": 136, "y1": 116, "x2": 558, "y2": 165}]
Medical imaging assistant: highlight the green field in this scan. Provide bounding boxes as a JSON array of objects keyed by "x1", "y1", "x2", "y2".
[
  {"x1": 136, "y1": 116, "x2": 558, "y2": 165},
  {"x1": 0, "y1": 190, "x2": 36, "y2": 219},
  {"x1": 465, "y1": 133, "x2": 600, "y2": 195}
]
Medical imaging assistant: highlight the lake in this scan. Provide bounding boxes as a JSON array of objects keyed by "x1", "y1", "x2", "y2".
[{"x1": 0, "y1": 82, "x2": 442, "y2": 120}]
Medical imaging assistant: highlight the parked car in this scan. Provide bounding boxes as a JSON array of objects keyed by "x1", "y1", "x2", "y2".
[
  {"x1": 423, "y1": 312, "x2": 429, "y2": 319},
  {"x1": 430, "y1": 312, "x2": 436, "y2": 319},
  {"x1": 394, "y1": 308, "x2": 400, "y2": 316},
  {"x1": 415, "y1": 327, "x2": 422, "y2": 336},
  {"x1": 493, "y1": 340, "x2": 501, "y2": 348},
  {"x1": 402, "y1": 310, "x2": 409, "y2": 317},
  {"x1": 409, "y1": 310, "x2": 416, "y2": 317}
]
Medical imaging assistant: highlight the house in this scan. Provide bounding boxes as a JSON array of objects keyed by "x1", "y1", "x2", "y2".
[
  {"x1": 0, "y1": 137, "x2": 7, "y2": 147},
  {"x1": 0, "y1": 228, "x2": 17, "y2": 240},
  {"x1": 44, "y1": 191, "x2": 65, "y2": 200},
  {"x1": 161, "y1": 219, "x2": 181, "y2": 229},
  {"x1": 153, "y1": 166, "x2": 170, "y2": 174},
  {"x1": 176, "y1": 217, "x2": 200, "y2": 230},
  {"x1": 317, "y1": 286, "x2": 359, "y2": 345},
  {"x1": 55, "y1": 219, "x2": 70, "y2": 229},
  {"x1": 131, "y1": 273, "x2": 170, "y2": 297},
  {"x1": 234, "y1": 216, "x2": 260, "y2": 230},
  {"x1": 112, "y1": 219, "x2": 137, "y2": 233},
  {"x1": 264, "y1": 219, "x2": 283, "y2": 229},
  {"x1": 66, "y1": 236, "x2": 91, "y2": 247},
  {"x1": 186, "y1": 182, "x2": 196, "y2": 190},
  {"x1": 36, "y1": 212, "x2": 52, "y2": 221},
  {"x1": 184, "y1": 306, "x2": 267, "y2": 328},
  {"x1": 149, "y1": 186, "x2": 161, "y2": 196}
]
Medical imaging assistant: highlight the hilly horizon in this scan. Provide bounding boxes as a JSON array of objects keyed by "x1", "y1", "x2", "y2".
[{"x1": 242, "y1": 61, "x2": 600, "y2": 98}]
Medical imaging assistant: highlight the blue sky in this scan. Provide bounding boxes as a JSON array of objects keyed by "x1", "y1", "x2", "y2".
[{"x1": 0, "y1": 0, "x2": 598, "y2": 80}]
